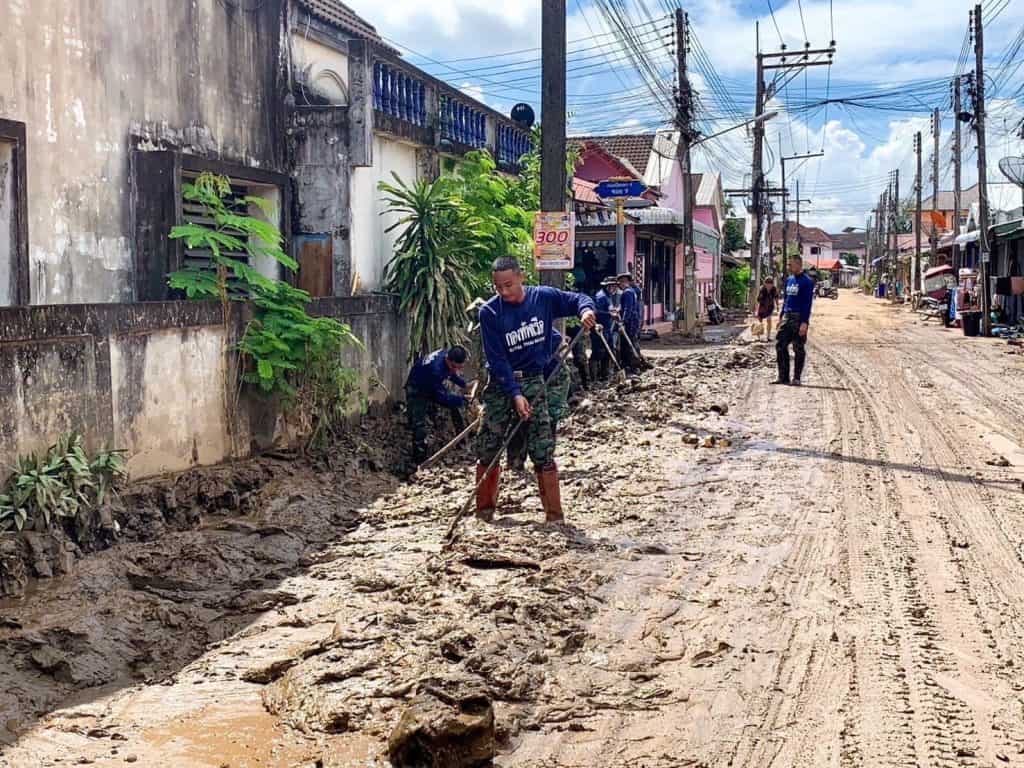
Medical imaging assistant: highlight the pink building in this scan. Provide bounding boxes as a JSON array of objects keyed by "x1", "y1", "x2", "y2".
[{"x1": 571, "y1": 133, "x2": 725, "y2": 323}]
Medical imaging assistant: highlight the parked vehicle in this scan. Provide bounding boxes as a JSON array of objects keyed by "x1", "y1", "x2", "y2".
[
  {"x1": 706, "y1": 299, "x2": 724, "y2": 325},
  {"x1": 923, "y1": 264, "x2": 957, "y2": 301},
  {"x1": 816, "y1": 283, "x2": 839, "y2": 300}
]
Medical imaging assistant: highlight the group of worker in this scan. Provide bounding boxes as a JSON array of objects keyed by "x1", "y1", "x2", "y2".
[{"x1": 404, "y1": 259, "x2": 650, "y2": 525}]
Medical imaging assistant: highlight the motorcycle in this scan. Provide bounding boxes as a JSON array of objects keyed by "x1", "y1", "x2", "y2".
[
  {"x1": 816, "y1": 284, "x2": 839, "y2": 300},
  {"x1": 706, "y1": 299, "x2": 725, "y2": 325}
]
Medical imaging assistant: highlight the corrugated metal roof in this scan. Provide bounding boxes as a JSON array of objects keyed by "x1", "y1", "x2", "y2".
[{"x1": 298, "y1": 0, "x2": 387, "y2": 46}]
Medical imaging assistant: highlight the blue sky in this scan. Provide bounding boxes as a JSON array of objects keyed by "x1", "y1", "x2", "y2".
[{"x1": 346, "y1": 0, "x2": 1024, "y2": 231}]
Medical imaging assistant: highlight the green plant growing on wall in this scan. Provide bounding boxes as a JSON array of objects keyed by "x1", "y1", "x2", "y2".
[
  {"x1": 721, "y1": 264, "x2": 752, "y2": 308},
  {"x1": 379, "y1": 174, "x2": 483, "y2": 357},
  {"x1": 0, "y1": 433, "x2": 127, "y2": 534},
  {"x1": 167, "y1": 173, "x2": 363, "y2": 450}
]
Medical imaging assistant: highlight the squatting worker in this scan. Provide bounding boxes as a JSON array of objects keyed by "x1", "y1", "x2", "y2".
[
  {"x1": 756, "y1": 276, "x2": 780, "y2": 341},
  {"x1": 507, "y1": 328, "x2": 573, "y2": 473},
  {"x1": 405, "y1": 346, "x2": 471, "y2": 463},
  {"x1": 773, "y1": 255, "x2": 815, "y2": 387},
  {"x1": 476, "y1": 257, "x2": 597, "y2": 524}
]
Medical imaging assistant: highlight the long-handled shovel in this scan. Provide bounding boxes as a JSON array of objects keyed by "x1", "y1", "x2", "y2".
[
  {"x1": 593, "y1": 324, "x2": 627, "y2": 385},
  {"x1": 443, "y1": 327, "x2": 592, "y2": 547}
]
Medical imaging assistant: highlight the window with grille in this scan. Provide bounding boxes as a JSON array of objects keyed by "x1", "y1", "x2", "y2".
[{"x1": 179, "y1": 171, "x2": 283, "y2": 281}]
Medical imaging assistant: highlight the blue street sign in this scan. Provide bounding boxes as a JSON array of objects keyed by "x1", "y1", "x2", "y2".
[{"x1": 595, "y1": 179, "x2": 647, "y2": 199}]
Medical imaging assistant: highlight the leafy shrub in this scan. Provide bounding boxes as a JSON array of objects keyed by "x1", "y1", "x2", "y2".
[
  {"x1": 0, "y1": 433, "x2": 127, "y2": 534},
  {"x1": 721, "y1": 265, "x2": 752, "y2": 308}
]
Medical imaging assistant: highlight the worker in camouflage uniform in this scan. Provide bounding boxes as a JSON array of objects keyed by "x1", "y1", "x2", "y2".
[
  {"x1": 507, "y1": 329, "x2": 573, "y2": 472},
  {"x1": 405, "y1": 346, "x2": 471, "y2": 463},
  {"x1": 476, "y1": 257, "x2": 596, "y2": 524}
]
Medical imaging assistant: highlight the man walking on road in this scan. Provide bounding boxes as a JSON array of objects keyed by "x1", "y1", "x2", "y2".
[
  {"x1": 592, "y1": 277, "x2": 620, "y2": 382},
  {"x1": 773, "y1": 255, "x2": 815, "y2": 387},
  {"x1": 756, "y1": 276, "x2": 780, "y2": 341},
  {"x1": 476, "y1": 257, "x2": 597, "y2": 524}
]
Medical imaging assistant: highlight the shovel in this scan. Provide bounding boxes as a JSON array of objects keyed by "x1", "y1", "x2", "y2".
[
  {"x1": 593, "y1": 324, "x2": 627, "y2": 385},
  {"x1": 443, "y1": 327, "x2": 592, "y2": 547}
]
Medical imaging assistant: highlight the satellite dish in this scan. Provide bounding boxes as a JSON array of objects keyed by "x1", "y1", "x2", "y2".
[
  {"x1": 511, "y1": 103, "x2": 535, "y2": 129},
  {"x1": 999, "y1": 156, "x2": 1024, "y2": 186}
]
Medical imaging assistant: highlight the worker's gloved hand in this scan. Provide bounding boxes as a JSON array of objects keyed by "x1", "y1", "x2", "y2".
[
  {"x1": 580, "y1": 309, "x2": 597, "y2": 331},
  {"x1": 513, "y1": 395, "x2": 532, "y2": 420}
]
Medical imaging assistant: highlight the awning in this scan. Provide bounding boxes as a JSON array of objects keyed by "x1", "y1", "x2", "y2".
[
  {"x1": 576, "y1": 239, "x2": 614, "y2": 249},
  {"x1": 991, "y1": 219, "x2": 1024, "y2": 241},
  {"x1": 631, "y1": 206, "x2": 683, "y2": 226},
  {"x1": 955, "y1": 230, "x2": 980, "y2": 245},
  {"x1": 925, "y1": 264, "x2": 954, "y2": 279}
]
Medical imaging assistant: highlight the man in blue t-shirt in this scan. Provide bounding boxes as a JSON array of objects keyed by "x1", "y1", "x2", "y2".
[
  {"x1": 773, "y1": 255, "x2": 815, "y2": 386},
  {"x1": 617, "y1": 272, "x2": 642, "y2": 372},
  {"x1": 591, "y1": 277, "x2": 620, "y2": 382},
  {"x1": 476, "y1": 257, "x2": 597, "y2": 523},
  {"x1": 405, "y1": 346, "x2": 471, "y2": 462}
]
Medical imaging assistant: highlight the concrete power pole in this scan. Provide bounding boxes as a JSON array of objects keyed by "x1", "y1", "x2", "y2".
[
  {"x1": 540, "y1": 0, "x2": 566, "y2": 288},
  {"x1": 891, "y1": 169, "x2": 900, "y2": 302},
  {"x1": 750, "y1": 24, "x2": 765, "y2": 308},
  {"x1": 953, "y1": 75, "x2": 963, "y2": 271},
  {"x1": 676, "y1": 9, "x2": 698, "y2": 335},
  {"x1": 915, "y1": 131, "x2": 923, "y2": 294},
  {"x1": 930, "y1": 107, "x2": 940, "y2": 287},
  {"x1": 973, "y1": 3, "x2": 992, "y2": 333}
]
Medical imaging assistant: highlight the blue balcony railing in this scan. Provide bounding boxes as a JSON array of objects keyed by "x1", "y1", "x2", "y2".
[
  {"x1": 373, "y1": 61, "x2": 426, "y2": 126},
  {"x1": 440, "y1": 95, "x2": 486, "y2": 148},
  {"x1": 498, "y1": 124, "x2": 531, "y2": 167}
]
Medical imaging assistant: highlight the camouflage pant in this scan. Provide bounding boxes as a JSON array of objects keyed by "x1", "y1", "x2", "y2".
[
  {"x1": 478, "y1": 374, "x2": 555, "y2": 470},
  {"x1": 406, "y1": 386, "x2": 463, "y2": 460},
  {"x1": 507, "y1": 363, "x2": 570, "y2": 467}
]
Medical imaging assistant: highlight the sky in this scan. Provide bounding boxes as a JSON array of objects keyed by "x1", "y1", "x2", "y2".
[{"x1": 345, "y1": 0, "x2": 1024, "y2": 232}]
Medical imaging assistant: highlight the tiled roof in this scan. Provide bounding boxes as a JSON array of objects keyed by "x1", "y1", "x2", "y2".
[
  {"x1": 828, "y1": 232, "x2": 866, "y2": 250},
  {"x1": 573, "y1": 178, "x2": 602, "y2": 206},
  {"x1": 298, "y1": 0, "x2": 387, "y2": 46},
  {"x1": 570, "y1": 134, "x2": 656, "y2": 176},
  {"x1": 769, "y1": 222, "x2": 832, "y2": 243},
  {"x1": 921, "y1": 182, "x2": 980, "y2": 212}
]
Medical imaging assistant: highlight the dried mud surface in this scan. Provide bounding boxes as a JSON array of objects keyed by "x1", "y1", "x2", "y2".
[{"x1": 6, "y1": 293, "x2": 1024, "y2": 767}]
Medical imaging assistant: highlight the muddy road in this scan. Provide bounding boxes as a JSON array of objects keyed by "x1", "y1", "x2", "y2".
[{"x1": 5, "y1": 292, "x2": 1024, "y2": 767}]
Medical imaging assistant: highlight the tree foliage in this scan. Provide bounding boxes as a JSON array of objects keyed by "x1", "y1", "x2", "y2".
[{"x1": 721, "y1": 265, "x2": 752, "y2": 308}]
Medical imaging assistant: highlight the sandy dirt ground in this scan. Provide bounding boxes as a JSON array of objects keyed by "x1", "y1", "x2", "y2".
[{"x1": 4, "y1": 291, "x2": 1024, "y2": 768}]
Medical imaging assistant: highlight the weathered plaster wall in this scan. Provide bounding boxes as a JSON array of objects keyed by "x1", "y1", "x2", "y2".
[
  {"x1": 0, "y1": 140, "x2": 13, "y2": 305},
  {"x1": 0, "y1": 296, "x2": 406, "y2": 480},
  {"x1": 291, "y1": 33, "x2": 350, "y2": 105},
  {"x1": 0, "y1": 0, "x2": 285, "y2": 305},
  {"x1": 350, "y1": 136, "x2": 418, "y2": 291}
]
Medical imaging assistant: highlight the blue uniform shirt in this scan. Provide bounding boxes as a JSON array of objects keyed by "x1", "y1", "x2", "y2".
[
  {"x1": 620, "y1": 286, "x2": 640, "y2": 334},
  {"x1": 479, "y1": 286, "x2": 595, "y2": 397},
  {"x1": 406, "y1": 349, "x2": 467, "y2": 409},
  {"x1": 781, "y1": 272, "x2": 815, "y2": 324}
]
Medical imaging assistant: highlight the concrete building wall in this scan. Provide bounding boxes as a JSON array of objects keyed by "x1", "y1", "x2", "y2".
[
  {"x1": 0, "y1": 140, "x2": 13, "y2": 305},
  {"x1": 0, "y1": 296, "x2": 406, "y2": 480},
  {"x1": 350, "y1": 136, "x2": 419, "y2": 291},
  {"x1": 291, "y1": 33, "x2": 350, "y2": 105},
  {"x1": 0, "y1": 0, "x2": 285, "y2": 305}
]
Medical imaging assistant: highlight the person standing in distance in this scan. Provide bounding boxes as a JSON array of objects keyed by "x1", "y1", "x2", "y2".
[
  {"x1": 476, "y1": 257, "x2": 597, "y2": 524},
  {"x1": 773, "y1": 255, "x2": 814, "y2": 386},
  {"x1": 755, "y1": 276, "x2": 780, "y2": 341}
]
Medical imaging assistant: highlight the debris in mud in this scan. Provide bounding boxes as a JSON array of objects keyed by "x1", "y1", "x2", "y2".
[
  {"x1": 388, "y1": 678, "x2": 496, "y2": 768},
  {"x1": 691, "y1": 641, "x2": 733, "y2": 667},
  {"x1": 986, "y1": 455, "x2": 1012, "y2": 467}
]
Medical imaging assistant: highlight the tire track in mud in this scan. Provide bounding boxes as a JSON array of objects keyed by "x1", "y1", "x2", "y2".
[
  {"x1": 813, "y1": 340, "x2": 983, "y2": 767},
  {"x1": 725, "y1": 378, "x2": 849, "y2": 768}
]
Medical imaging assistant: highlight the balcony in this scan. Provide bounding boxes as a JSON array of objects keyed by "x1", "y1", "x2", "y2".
[{"x1": 370, "y1": 55, "x2": 532, "y2": 171}]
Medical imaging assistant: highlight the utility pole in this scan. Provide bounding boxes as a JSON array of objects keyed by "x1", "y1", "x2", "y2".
[
  {"x1": 676, "y1": 9, "x2": 698, "y2": 335},
  {"x1": 780, "y1": 148, "x2": 824, "y2": 274},
  {"x1": 915, "y1": 131, "x2": 923, "y2": 295},
  {"x1": 750, "y1": 23, "x2": 765, "y2": 308},
  {"x1": 749, "y1": 36, "x2": 835, "y2": 305},
  {"x1": 891, "y1": 169, "x2": 899, "y2": 302},
  {"x1": 540, "y1": 0, "x2": 566, "y2": 288},
  {"x1": 930, "y1": 107, "x2": 940, "y2": 288},
  {"x1": 953, "y1": 75, "x2": 963, "y2": 272},
  {"x1": 973, "y1": 3, "x2": 991, "y2": 333}
]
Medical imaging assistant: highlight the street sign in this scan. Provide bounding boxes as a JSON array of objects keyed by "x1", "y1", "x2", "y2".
[
  {"x1": 533, "y1": 211, "x2": 575, "y2": 270},
  {"x1": 595, "y1": 179, "x2": 647, "y2": 199}
]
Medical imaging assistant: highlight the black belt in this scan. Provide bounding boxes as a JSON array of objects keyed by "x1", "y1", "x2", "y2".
[{"x1": 513, "y1": 369, "x2": 543, "y2": 379}]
